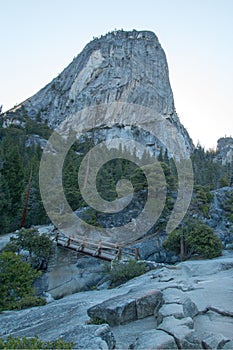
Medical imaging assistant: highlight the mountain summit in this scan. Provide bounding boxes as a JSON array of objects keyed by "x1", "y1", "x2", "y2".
[{"x1": 2, "y1": 29, "x2": 193, "y2": 155}]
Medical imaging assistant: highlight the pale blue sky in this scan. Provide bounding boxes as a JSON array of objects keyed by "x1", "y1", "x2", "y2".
[{"x1": 0, "y1": 0, "x2": 232, "y2": 149}]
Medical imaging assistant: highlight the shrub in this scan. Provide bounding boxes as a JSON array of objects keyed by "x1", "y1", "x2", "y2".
[
  {"x1": 0, "y1": 252, "x2": 43, "y2": 312},
  {"x1": 163, "y1": 219, "x2": 222, "y2": 259},
  {"x1": 192, "y1": 185, "x2": 214, "y2": 217},
  {"x1": 107, "y1": 259, "x2": 147, "y2": 287},
  {"x1": 87, "y1": 317, "x2": 107, "y2": 325},
  {"x1": 3, "y1": 228, "x2": 52, "y2": 269},
  {"x1": 9, "y1": 295, "x2": 46, "y2": 310},
  {"x1": 0, "y1": 335, "x2": 73, "y2": 349},
  {"x1": 222, "y1": 191, "x2": 233, "y2": 223}
]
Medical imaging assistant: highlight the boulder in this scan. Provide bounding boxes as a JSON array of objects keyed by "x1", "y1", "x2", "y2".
[
  {"x1": 162, "y1": 288, "x2": 186, "y2": 304},
  {"x1": 156, "y1": 303, "x2": 184, "y2": 324},
  {"x1": 160, "y1": 288, "x2": 198, "y2": 321},
  {"x1": 134, "y1": 329, "x2": 178, "y2": 349},
  {"x1": 87, "y1": 289, "x2": 163, "y2": 326},
  {"x1": 223, "y1": 341, "x2": 233, "y2": 349},
  {"x1": 183, "y1": 298, "x2": 199, "y2": 318},
  {"x1": 136, "y1": 289, "x2": 163, "y2": 319},
  {"x1": 202, "y1": 333, "x2": 231, "y2": 349},
  {"x1": 87, "y1": 294, "x2": 136, "y2": 326},
  {"x1": 158, "y1": 316, "x2": 200, "y2": 349},
  {"x1": 157, "y1": 315, "x2": 194, "y2": 331}
]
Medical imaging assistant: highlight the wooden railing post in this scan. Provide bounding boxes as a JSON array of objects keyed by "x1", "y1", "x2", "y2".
[
  {"x1": 117, "y1": 247, "x2": 122, "y2": 260},
  {"x1": 55, "y1": 232, "x2": 59, "y2": 243},
  {"x1": 81, "y1": 237, "x2": 86, "y2": 251},
  {"x1": 67, "y1": 237, "x2": 71, "y2": 247},
  {"x1": 135, "y1": 247, "x2": 140, "y2": 260},
  {"x1": 97, "y1": 240, "x2": 102, "y2": 256}
]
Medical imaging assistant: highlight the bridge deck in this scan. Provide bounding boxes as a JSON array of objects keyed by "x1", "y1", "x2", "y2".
[{"x1": 55, "y1": 233, "x2": 139, "y2": 261}]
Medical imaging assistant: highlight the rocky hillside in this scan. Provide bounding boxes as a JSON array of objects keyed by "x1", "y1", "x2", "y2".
[{"x1": 1, "y1": 252, "x2": 233, "y2": 349}]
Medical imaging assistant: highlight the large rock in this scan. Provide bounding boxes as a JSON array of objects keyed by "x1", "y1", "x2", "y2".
[
  {"x1": 156, "y1": 295, "x2": 198, "y2": 324},
  {"x1": 158, "y1": 316, "x2": 201, "y2": 349},
  {"x1": 156, "y1": 303, "x2": 184, "y2": 324},
  {"x1": 134, "y1": 329, "x2": 178, "y2": 349},
  {"x1": 202, "y1": 333, "x2": 231, "y2": 350},
  {"x1": 223, "y1": 341, "x2": 233, "y2": 349},
  {"x1": 87, "y1": 289, "x2": 163, "y2": 326},
  {"x1": 87, "y1": 293, "x2": 136, "y2": 326},
  {"x1": 136, "y1": 289, "x2": 163, "y2": 319},
  {"x1": 162, "y1": 287, "x2": 186, "y2": 304},
  {"x1": 158, "y1": 315, "x2": 194, "y2": 331},
  {"x1": 182, "y1": 297, "x2": 199, "y2": 318},
  {"x1": 134, "y1": 235, "x2": 180, "y2": 263},
  {"x1": 36, "y1": 248, "x2": 107, "y2": 299}
]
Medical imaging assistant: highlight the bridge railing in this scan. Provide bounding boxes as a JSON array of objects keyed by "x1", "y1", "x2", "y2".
[{"x1": 55, "y1": 232, "x2": 140, "y2": 261}]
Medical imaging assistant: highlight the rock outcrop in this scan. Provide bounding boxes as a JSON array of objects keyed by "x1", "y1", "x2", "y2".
[
  {"x1": 206, "y1": 187, "x2": 233, "y2": 247},
  {"x1": 215, "y1": 137, "x2": 233, "y2": 165},
  {"x1": 87, "y1": 288, "x2": 163, "y2": 326},
  {"x1": 1, "y1": 252, "x2": 233, "y2": 349},
  {"x1": 35, "y1": 244, "x2": 107, "y2": 299}
]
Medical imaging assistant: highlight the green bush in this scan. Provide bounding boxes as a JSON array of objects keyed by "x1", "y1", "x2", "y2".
[
  {"x1": 88, "y1": 317, "x2": 107, "y2": 325},
  {"x1": 0, "y1": 335, "x2": 73, "y2": 349},
  {"x1": 192, "y1": 185, "x2": 214, "y2": 217},
  {"x1": 107, "y1": 259, "x2": 147, "y2": 287},
  {"x1": 222, "y1": 191, "x2": 233, "y2": 223},
  {"x1": 162, "y1": 230, "x2": 181, "y2": 255},
  {"x1": 229, "y1": 214, "x2": 233, "y2": 223},
  {"x1": 0, "y1": 252, "x2": 43, "y2": 312},
  {"x1": 9, "y1": 295, "x2": 46, "y2": 310},
  {"x1": 163, "y1": 219, "x2": 222, "y2": 259},
  {"x1": 3, "y1": 228, "x2": 52, "y2": 269}
]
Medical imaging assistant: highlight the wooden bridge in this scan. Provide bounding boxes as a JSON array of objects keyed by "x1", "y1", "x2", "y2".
[{"x1": 55, "y1": 232, "x2": 140, "y2": 262}]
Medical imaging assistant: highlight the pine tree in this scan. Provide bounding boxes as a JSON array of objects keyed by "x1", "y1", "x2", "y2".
[{"x1": 0, "y1": 173, "x2": 12, "y2": 233}]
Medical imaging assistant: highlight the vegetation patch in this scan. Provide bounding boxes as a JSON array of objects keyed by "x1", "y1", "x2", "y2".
[
  {"x1": 106, "y1": 259, "x2": 147, "y2": 287},
  {"x1": 87, "y1": 317, "x2": 107, "y2": 325},
  {"x1": 0, "y1": 251, "x2": 45, "y2": 312},
  {"x1": 163, "y1": 219, "x2": 222, "y2": 259},
  {"x1": 222, "y1": 191, "x2": 233, "y2": 223},
  {"x1": 3, "y1": 228, "x2": 52, "y2": 270},
  {"x1": 0, "y1": 335, "x2": 73, "y2": 349}
]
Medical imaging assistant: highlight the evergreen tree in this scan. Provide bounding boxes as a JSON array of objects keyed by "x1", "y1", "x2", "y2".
[
  {"x1": 0, "y1": 173, "x2": 11, "y2": 233},
  {"x1": 0, "y1": 251, "x2": 43, "y2": 311}
]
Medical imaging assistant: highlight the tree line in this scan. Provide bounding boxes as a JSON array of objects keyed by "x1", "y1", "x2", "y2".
[{"x1": 0, "y1": 115, "x2": 232, "y2": 235}]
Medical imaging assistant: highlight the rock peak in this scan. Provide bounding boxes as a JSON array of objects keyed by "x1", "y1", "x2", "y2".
[
  {"x1": 215, "y1": 136, "x2": 233, "y2": 165},
  {"x1": 2, "y1": 29, "x2": 193, "y2": 155},
  {"x1": 92, "y1": 29, "x2": 158, "y2": 42}
]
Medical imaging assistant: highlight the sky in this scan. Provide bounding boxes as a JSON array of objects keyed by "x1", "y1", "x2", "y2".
[{"x1": 0, "y1": 0, "x2": 232, "y2": 149}]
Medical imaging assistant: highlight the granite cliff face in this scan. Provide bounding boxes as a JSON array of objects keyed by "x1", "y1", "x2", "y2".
[
  {"x1": 2, "y1": 30, "x2": 193, "y2": 157},
  {"x1": 215, "y1": 137, "x2": 233, "y2": 165}
]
